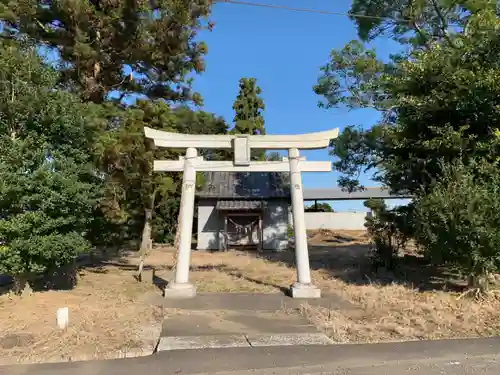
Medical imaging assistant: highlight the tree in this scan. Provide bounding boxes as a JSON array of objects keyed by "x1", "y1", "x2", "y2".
[
  {"x1": 232, "y1": 77, "x2": 266, "y2": 136},
  {"x1": 230, "y1": 77, "x2": 266, "y2": 161},
  {"x1": 349, "y1": 0, "x2": 487, "y2": 48},
  {"x1": 96, "y1": 100, "x2": 228, "y2": 278},
  {"x1": 314, "y1": 7, "x2": 500, "y2": 283},
  {"x1": 0, "y1": 0, "x2": 213, "y2": 104},
  {"x1": 0, "y1": 41, "x2": 101, "y2": 294},
  {"x1": 363, "y1": 199, "x2": 413, "y2": 269},
  {"x1": 315, "y1": 9, "x2": 500, "y2": 196},
  {"x1": 305, "y1": 203, "x2": 334, "y2": 212},
  {"x1": 414, "y1": 160, "x2": 500, "y2": 292}
]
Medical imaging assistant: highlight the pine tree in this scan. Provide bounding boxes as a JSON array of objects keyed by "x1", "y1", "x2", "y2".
[
  {"x1": 0, "y1": 0, "x2": 213, "y2": 104},
  {"x1": 231, "y1": 77, "x2": 266, "y2": 160},
  {"x1": 232, "y1": 77, "x2": 265, "y2": 135}
]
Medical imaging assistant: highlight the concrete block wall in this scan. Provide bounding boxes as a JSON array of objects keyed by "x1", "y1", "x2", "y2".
[{"x1": 288, "y1": 211, "x2": 369, "y2": 231}]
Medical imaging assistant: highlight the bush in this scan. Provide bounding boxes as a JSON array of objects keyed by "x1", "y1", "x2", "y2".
[
  {"x1": 0, "y1": 44, "x2": 99, "y2": 293},
  {"x1": 152, "y1": 197, "x2": 181, "y2": 244},
  {"x1": 0, "y1": 140, "x2": 97, "y2": 291},
  {"x1": 414, "y1": 161, "x2": 500, "y2": 291},
  {"x1": 363, "y1": 199, "x2": 412, "y2": 270}
]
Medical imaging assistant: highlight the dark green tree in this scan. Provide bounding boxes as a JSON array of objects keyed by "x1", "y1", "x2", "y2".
[
  {"x1": 314, "y1": 7, "x2": 500, "y2": 281},
  {"x1": 305, "y1": 203, "x2": 334, "y2": 212},
  {"x1": 231, "y1": 77, "x2": 266, "y2": 160},
  {"x1": 232, "y1": 77, "x2": 265, "y2": 135},
  {"x1": 96, "y1": 100, "x2": 228, "y2": 277},
  {"x1": 0, "y1": 0, "x2": 213, "y2": 104},
  {"x1": 349, "y1": 0, "x2": 488, "y2": 47},
  {"x1": 315, "y1": 10, "x2": 500, "y2": 196},
  {"x1": 414, "y1": 160, "x2": 500, "y2": 291},
  {"x1": 0, "y1": 41, "x2": 101, "y2": 294}
]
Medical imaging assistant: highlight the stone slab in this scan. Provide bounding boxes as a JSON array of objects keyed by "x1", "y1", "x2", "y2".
[
  {"x1": 246, "y1": 333, "x2": 333, "y2": 347},
  {"x1": 156, "y1": 335, "x2": 250, "y2": 351},
  {"x1": 148, "y1": 292, "x2": 352, "y2": 310},
  {"x1": 160, "y1": 310, "x2": 318, "y2": 337}
]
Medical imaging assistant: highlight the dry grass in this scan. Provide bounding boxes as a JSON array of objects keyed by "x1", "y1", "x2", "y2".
[
  {"x1": 150, "y1": 229, "x2": 500, "y2": 344},
  {"x1": 0, "y1": 254, "x2": 164, "y2": 365},
  {"x1": 3, "y1": 228, "x2": 500, "y2": 365},
  {"x1": 150, "y1": 248, "x2": 290, "y2": 293}
]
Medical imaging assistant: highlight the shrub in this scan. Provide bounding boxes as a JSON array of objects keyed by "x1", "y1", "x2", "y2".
[
  {"x1": 364, "y1": 198, "x2": 412, "y2": 270},
  {"x1": 0, "y1": 44, "x2": 99, "y2": 293},
  {"x1": 414, "y1": 161, "x2": 500, "y2": 291}
]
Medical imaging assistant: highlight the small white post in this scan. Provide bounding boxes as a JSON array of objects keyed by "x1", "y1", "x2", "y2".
[
  {"x1": 165, "y1": 147, "x2": 197, "y2": 298},
  {"x1": 288, "y1": 148, "x2": 321, "y2": 298},
  {"x1": 56, "y1": 307, "x2": 69, "y2": 329}
]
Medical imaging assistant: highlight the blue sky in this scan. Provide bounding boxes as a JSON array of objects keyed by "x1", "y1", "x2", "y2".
[{"x1": 191, "y1": 0, "x2": 408, "y2": 211}]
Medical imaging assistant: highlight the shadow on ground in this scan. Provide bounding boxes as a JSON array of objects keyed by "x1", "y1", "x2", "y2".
[
  {"x1": 250, "y1": 232, "x2": 467, "y2": 293},
  {"x1": 0, "y1": 245, "x2": 145, "y2": 295}
]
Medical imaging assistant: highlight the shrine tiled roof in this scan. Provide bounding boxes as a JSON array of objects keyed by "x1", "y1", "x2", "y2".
[{"x1": 197, "y1": 172, "x2": 290, "y2": 199}]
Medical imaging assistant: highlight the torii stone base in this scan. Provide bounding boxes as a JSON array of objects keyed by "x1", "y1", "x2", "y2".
[
  {"x1": 164, "y1": 283, "x2": 197, "y2": 299},
  {"x1": 290, "y1": 282, "x2": 321, "y2": 299}
]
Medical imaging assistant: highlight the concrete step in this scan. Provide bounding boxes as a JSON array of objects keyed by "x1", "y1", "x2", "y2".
[
  {"x1": 157, "y1": 333, "x2": 332, "y2": 351},
  {"x1": 156, "y1": 308, "x2": 333, "y2": 352}
]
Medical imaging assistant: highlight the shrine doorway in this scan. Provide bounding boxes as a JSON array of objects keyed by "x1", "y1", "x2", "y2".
[{"x1": 224, "y1": 212, "x2": 262, "y2": 251}]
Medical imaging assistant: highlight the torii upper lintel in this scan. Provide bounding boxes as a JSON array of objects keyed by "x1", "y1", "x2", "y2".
[{"x1": 144, "y1": 127, "x2": 339, "y2": 150}]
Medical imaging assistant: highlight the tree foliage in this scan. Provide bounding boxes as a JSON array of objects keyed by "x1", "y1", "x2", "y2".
[
  {"x1": 414, "y1": 160, "x2": 500, "y2": 289},
  {"x1": 230, "y1": 77, "x2": 266, "y2": 161},
  {"x1": 1, "y1": 0, "x2": 212, "y2": 104},
  {"x1": 305, "y1": 203, "x2": 334, "y2": 212},
  {"x1": 96, "y1": 100, "x2": 228, "y2": 252},
  {"x1": 0, "y1": 42, "x2": 100, "y2": 292},
  {"x1": 231, "y1": 77, "x2": 265, "y2": 135},
  {"x1": 350, "y1": 0, "x2": 491, "y2": 47},
  {"x1": 363, "y1": 199, "x2": 413, "y2": 269},
  {"x1": 316, "y1": 9, "x2": 500, "y2": 195},
  {"x1": 316, "y1": 5, "x2": 500, "y2": 283},
  {"x1": 0, "y1": 1, "x2": 227, "y2": 289}
]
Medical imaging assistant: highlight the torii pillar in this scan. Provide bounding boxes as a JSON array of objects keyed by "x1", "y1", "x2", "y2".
[
  {"x1": 288, "y1": 148, "x2": 317, "y2": 297},
  {"x1": 144, "y1": 127, "x2": 339, "y2": 299}
]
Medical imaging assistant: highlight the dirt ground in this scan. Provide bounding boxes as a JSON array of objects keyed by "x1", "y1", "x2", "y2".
[
  {"x1": 1, "y1": 229, "x2": 499, "y2": 365},
  {"x1": 0, "y1": 253, "x2": 164, "y2": 365}
]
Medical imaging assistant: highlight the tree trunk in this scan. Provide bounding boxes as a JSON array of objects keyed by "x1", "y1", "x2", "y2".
[
  {"x1": 468, "y1": 273, "x2": 489, "y2": 293},
  {"x1": 138, "y1": 190, "x2": 157, "y2": 281},
  {"x1": 13, "y1": 275, "x2": 33, "y2": 297}
]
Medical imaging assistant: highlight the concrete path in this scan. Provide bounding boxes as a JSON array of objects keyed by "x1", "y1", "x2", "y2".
[
  {"x1": 3, "y1": 337, "x2": 500, "y2": 375},
  {"x1": 155, "y1": 293, "x2": 345, "y2": 351}
]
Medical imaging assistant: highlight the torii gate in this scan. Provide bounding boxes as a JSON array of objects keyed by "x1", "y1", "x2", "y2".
[{"x1": 144, "y1": 127, "x2": 339, "y2": 299}]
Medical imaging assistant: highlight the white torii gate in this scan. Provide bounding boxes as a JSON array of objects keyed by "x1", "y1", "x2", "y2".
[{"x1": 144, "y1": 127, "x2": 339, "y2": 299}]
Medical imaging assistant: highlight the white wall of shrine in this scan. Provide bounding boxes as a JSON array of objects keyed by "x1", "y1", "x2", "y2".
[
  {"x1": 197, "y1": 199, "x2": 289, "y2": 251},
  {"x1": 262, "y1": 200, "x2": 289, "y2": 251}
]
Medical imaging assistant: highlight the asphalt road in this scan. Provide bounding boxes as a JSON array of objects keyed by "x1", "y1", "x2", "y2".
[
  {"x1": 2, "y1": 338, "x2": 500, "y2": 375},
  {"x1": 216, "y1": 355, "x2": 500, "y2": 374}
]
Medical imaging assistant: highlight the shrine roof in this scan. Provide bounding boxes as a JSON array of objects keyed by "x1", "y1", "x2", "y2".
[{"x1": 197, "y1": 172, "x2": 290, "y2": 199}]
